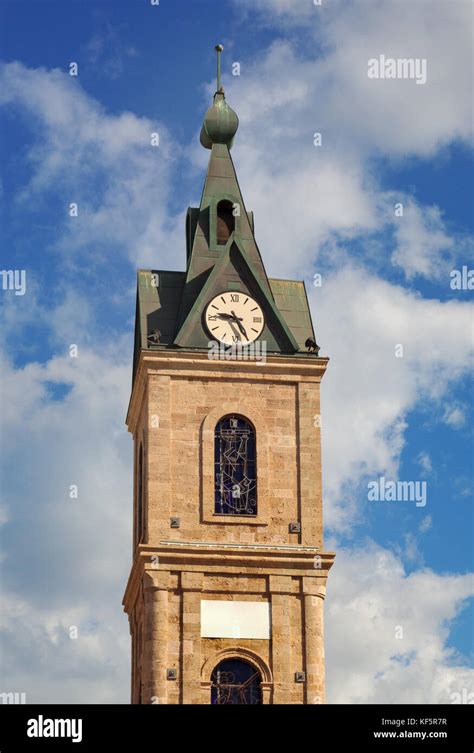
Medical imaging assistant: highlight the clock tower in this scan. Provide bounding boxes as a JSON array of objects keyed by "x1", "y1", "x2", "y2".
[{"x1": 123, "y1": 46, "x2": 335, "y2": 705}]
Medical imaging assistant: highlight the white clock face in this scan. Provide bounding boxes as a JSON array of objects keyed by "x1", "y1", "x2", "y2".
[{"x1": 204, "y1": 292, "x2": 265, "y2": 346}]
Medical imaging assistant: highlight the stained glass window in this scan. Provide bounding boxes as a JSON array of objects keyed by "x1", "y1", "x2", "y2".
[
  {"x1": 214, "y1": 415, "x2": 257, "y2": 515},
  {"x1": 211, "y1": 659, "x2": 262, "y2": 705}
]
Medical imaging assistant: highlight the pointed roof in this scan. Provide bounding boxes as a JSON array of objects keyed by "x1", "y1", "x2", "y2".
[
  {"x1": 131, "y1": 47, "x2": 320, "y2": 383},
  {"x1": 174, "y1": 141, "x2": 286, "y2": 342}
]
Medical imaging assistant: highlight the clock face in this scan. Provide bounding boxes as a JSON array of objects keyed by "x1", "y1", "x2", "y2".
[{"x1": 204, "y1": 292, "x2": 265, "y2": 346}]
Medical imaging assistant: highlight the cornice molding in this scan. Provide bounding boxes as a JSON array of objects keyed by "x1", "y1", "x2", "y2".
[{"x1": 122, "y1": 542, "x2": 336, "y2": 613}]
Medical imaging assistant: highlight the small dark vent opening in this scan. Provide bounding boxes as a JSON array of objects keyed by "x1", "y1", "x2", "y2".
[{"x1": 216, "y1": 200, "x2": 235, "y2": 245}]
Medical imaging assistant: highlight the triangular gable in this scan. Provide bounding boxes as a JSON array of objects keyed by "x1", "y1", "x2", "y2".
[{"x1": 174, "y1": 238, "x2": 298, "y2": 352}]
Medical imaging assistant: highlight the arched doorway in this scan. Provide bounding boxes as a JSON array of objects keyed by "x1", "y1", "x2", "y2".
[{"x1": 211, "y1": 658, "x2": 262, "y2": 705}]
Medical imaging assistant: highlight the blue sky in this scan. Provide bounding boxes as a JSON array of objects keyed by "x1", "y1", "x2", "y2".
[{"x1": 0, "y1": 0, "x2": 473, "y2": 703}]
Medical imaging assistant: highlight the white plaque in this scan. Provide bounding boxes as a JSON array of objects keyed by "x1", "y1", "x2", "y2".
[{"x1": 200, "y1": 600, "x2": 270, "y2": 639}]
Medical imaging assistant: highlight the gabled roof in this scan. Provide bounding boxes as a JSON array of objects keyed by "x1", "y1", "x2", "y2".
[
  {"x1": 132, "y1": 268, "x2": 317, "y2": 382},
  {"x1": 269, "y1": 278, "x2": 316, "y2": 351},
  {"x1": 132, "y1": 270, "x2": 185, "y2": 377}
]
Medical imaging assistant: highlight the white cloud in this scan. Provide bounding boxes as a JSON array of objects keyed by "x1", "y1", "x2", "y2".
[
  {"x1": 0, "y1": 62, "x2": 182, "y2": 270},
  {"x1": 222, "y1": 2, "x2": 473, "y2": 281},
  {"x1": 312, "y1": 267, "x2": 473, "y2": 531},
  {"x1": 326, "y1": 542, "x2": 474, "y2": 703},
  {"x1": 391, "y1": 201, "x2": 455, "y2": 280},
  {"x1": 419, "y1": 515, "x2": 432, "y2": 534},
  {"x1": 417, "y1": 452, "x2": 433, "y2": 475},
  {"x1": 0, "y1": 343, "x2": 132, "y2": 702},
  {"x1": 234, "y1": 0, "x2": 473, "y2": 157},
  {"x1": 394, "y1": 514, "x2": 433, "y2": 566},
  {"x1": 83, "y1": 22, "x2": 139, "y2": 81},
  {"x1": 0, "y1": 343, "x2": 131, "y2": 602},
  {"x1": 0, "y1": 593, "x2": 129, "y2": 703},
  {"x1": 442, "y1": 402, "x2": 467, "y2": 429}
]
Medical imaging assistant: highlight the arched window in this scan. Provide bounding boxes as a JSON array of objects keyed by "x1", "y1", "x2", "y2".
[
  {"x1": 216, "y1": 200, "x2": 235, "y2": 245},
  {"x1": 211, "y1": 659, "x2": 262, "y2": 704},
  {"x1": 214, "y1": 415, "x2": 257, "y2": 515},
  {"x1": 137, "y1": 443, "x2": 144, "y2": 543}
]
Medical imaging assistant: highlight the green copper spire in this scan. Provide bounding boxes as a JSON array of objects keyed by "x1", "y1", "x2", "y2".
[{"x1": 200, "y1": 44, "x2": 239, "y2": 150}]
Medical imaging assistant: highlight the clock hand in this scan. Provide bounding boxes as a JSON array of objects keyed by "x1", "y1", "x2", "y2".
[
  {"x1": 238, "y1": 322, "x2": 248, "y2": 340},
  {"x1": 231, "y1": 310, "x2": 249, "y2": 340}
]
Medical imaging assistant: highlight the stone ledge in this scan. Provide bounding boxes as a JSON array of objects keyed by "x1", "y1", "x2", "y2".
[{"x1": 122, "y1": 543, "x2": 336, "y2": 613}]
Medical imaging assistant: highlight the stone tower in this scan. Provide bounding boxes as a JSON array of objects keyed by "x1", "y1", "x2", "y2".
[{"x1": 123, "y1": 46, "x2": 335, "y2": 705}]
